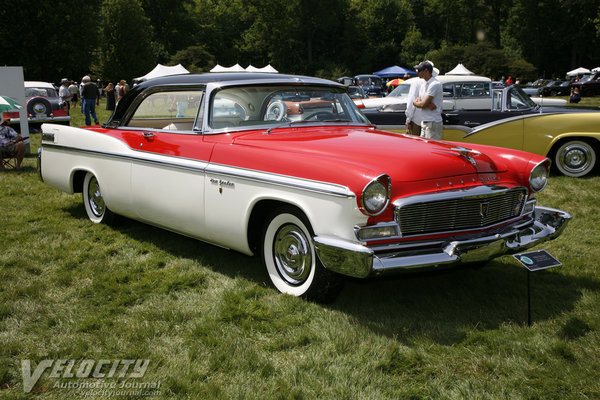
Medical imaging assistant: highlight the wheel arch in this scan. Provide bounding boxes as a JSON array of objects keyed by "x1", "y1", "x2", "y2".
[
  {"x1": 247, "y1": 199, "x2": 311, "y2": 255},
  {"x1": 547, "y1": 134, "x2": 600, "y2": 161},
  {"x1": 71, "y1": 169, "x2": 94, "y2": 193}
]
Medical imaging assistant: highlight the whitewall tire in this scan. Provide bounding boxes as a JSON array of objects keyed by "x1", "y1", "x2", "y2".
[
  {"x1": 554, "y1": 140, "x2": 597, "y2": 178},
  {"x1": 83, "y1": 172, "x2": 116, "y2": 224},
  {"x1": 262, "y1": 207, "x2": 342, "y2": 302}
]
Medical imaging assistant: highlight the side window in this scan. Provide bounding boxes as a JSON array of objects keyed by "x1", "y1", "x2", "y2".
[
  {"x1": 459, "y1": 83, "x2": 490, "y2": 98},
  {"x1": 442, "y1": 84, "x2": 454, "y2": 97},
  {"x1": 126, "y1": 90, "x2": 203, "y2": 131}
]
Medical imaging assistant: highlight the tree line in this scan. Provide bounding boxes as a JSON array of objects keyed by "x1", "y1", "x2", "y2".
[{"x1": 2, "y1": 0, "x2": 599, "y2": 85}]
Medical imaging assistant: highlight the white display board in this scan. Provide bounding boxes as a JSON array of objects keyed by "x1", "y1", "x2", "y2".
[{"x1": 0, "y1": 66, "x2": 29, "y2": 148}]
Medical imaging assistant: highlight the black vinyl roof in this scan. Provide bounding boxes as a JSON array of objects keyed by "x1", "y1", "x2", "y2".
[{"x1": 108, "y1": 73, "x2": 341, "y2": 124}]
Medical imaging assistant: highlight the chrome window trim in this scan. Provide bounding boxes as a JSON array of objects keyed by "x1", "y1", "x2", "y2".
[{"x1": 40, "y1": 143, "x2": 355, "y2": 198}]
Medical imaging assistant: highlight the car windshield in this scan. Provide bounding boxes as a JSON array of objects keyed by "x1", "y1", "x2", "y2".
[
  {"x1": 355, "y1": 76, "x2": 382, "y2": 87},
  {"x1": 347, "y1": 86, "x2": 366, "y2": 99},
  {"x1": 387, "y1": 84, "x2": 411, "y2": 98},
  {"x1": 209, "y1": 85, "x2": 370, "y2": 130},
  {"x1": 25, "y1": 87, "x2": 57, "y2": 98},
  {"x1": 507, "y1": 86, "x2": 537, "y2": 109},
  {"x1": 578, "y1": 75, "x2": 594, "y2": 82}
]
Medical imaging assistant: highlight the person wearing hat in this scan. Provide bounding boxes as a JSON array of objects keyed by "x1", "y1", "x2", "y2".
[
  {"x1": 0, "y1": 115, "x2": 25, "y2": 171},
  {"x1": 81, "y1": 75, "x2": 100, "y2": 126},
  {"x1": 412, "y1": 61, "x2": 443, "y2": 140},
  {"x1": 59, "y1": 78, "x2": 72, "y2": 114}
]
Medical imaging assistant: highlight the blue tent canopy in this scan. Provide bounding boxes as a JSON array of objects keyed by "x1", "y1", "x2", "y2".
[{"x1": 373, "y1": 65, "x2": 416, "y2": 78}]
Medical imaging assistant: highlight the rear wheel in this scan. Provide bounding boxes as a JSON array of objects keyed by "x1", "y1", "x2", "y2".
[
  {"x1": 261, "y1": 207, "x2": 343, "y2": 302},
  {"x1": 553, "y1": 140, "x2": 597, "y2": 177},
  {"x1": 83, "y1": 172, "x2": 116, "y2": 224}
]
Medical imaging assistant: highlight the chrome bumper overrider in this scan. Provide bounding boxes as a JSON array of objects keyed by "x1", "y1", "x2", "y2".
[{"x1": 313, "y1": 206, "x2": 571, "y2": 279}]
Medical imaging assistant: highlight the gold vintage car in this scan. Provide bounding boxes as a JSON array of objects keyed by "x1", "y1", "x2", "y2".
[{"x1": 443, "y1": 112, "x2": 600, "y2": 178}]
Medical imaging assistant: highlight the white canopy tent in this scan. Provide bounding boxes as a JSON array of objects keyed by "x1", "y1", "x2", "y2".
[
  {"x1": 445, "y1": 63, "x2": 476, "y2": 75},
  {"x1": 592, "y1": 67, "x2": 600, "y2": 73},
  {"x1": 567, "y1": 67, "x2": 591, "y2": 77},
  {"x1": 134, "y1": 64, "x2": 189, "y2": 82},
  {"x1": 210, "y1": 64, "x2": 278, "y2": 73}
]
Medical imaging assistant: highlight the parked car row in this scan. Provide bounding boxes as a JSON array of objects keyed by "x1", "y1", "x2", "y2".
[{"x1": 37, "y1": 72, "x2": 571, "y2": 301}]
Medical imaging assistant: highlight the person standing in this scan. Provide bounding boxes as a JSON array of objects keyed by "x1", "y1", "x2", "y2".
[
  {"x1": 117, "y1": 80, "x2": 129, "y2": 101},
  {"x1": 68, "y1": 80, "x2": 78, "y2": 107},
  {"x1": 412, "y1": 61, "x2": 443, "y2": 140},
  {"x1": 405, "y1": 77, "x2": 424, "y2": 136},
  {"x1": 58, "y1": 78, "x2": 72, "y2": 114},
  {"x1": 81, "y1": 75, "x2": 99, "y2": 126},
  {"x1": 104, "y1": 82, "x2": 117, "y2": 111}
]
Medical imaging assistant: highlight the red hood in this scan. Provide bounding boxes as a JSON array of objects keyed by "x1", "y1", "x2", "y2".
[{"x1": 229, "y1": 126, "x2": 503, "y2": 182}]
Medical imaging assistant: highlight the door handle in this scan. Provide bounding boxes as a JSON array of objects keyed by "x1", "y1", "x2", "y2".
[{"x1": 143, "y1": 131, "x2": 155, "y2": 138}]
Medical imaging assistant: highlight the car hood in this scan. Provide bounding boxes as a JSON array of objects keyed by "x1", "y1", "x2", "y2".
[{"x1": 230, "y1": 126, "x2": 504, "y2": 183}]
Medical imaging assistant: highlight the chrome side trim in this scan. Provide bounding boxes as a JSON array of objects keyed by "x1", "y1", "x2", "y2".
[
  {"x1": 314, "y1": 206, "x2": 571, "y2": 278},
  {"x1": 41, "y1": 143, "x2": 354, "y2": 198},
  {"x1": 464, "y1": 112, "x2": 563, "y2": 138}
]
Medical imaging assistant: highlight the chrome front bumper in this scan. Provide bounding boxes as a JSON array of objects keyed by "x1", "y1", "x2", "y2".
[{"x1": 313, "y1": 206, "x2": 571, "y2": 279}]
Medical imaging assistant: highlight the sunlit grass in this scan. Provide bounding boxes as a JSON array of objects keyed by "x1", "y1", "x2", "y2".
[{"x1": 0, "y1": 106, "x2": 599, "y2": 398}]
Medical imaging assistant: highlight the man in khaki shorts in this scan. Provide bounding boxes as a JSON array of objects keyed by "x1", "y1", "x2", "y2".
[{"x1": 412, "y1": 61, "x2": 443, "y2": 140}]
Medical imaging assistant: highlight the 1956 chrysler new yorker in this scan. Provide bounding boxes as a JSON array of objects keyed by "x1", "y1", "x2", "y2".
[{"x1": 38, "y1": 73, "x2": 571, "y2": 301}]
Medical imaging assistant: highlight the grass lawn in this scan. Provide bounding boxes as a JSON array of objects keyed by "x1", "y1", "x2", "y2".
[{"x1": 1, "y1": 97, "x2": 599, "y2": 399}]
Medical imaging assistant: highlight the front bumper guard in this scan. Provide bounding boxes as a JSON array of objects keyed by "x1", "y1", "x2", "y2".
[{"x1": 313, "y1": 206, "x2": 571, "y2": 279}]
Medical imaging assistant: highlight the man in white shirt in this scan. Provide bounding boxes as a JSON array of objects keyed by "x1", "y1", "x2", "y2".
[
  {"x1": 404, "y1": 78, "x2": 423, "y2": 135},
  {"x1": 412, "y1": 61, "x2": 443, "y2": 140},
  {"x1": 58, "y1": 78, "x2": 72, "y2": 114}
]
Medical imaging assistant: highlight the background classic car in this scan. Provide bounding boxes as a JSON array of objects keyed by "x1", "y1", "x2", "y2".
[
  {"x1": 38, "y1": 73, "x2": 570, "y2": 301},
  {"x1": 3, "y1": 81, "x2": 70, "y2": 133}
]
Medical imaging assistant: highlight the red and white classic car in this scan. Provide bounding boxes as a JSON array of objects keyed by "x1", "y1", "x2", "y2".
[{"x1": 38, "y1": 73, "x2": 571, "y2": 301}]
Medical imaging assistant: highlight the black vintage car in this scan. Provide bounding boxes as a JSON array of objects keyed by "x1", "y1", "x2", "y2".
[
  {"x1": 539, "y1": 81, "x2": 571, "y2": 97},
  {"x1": 570, "y1": 72, "x2": 600, "y2": 97}
]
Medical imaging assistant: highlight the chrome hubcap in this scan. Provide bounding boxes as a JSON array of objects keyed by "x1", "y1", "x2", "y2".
[
  {"x1": 88, "y1": 177, "x2": 105, "y2": 217},
  {"x1": 273, "y1": 224, "x2": 312, "y2": 285},
  {"x1": 559, "y1": 144, "x2": 592, "y2": 174}
]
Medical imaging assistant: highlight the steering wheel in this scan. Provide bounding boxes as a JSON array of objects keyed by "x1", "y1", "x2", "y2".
[
  {"x1": 265, "y1": 101, "x2": 287, "y2": 121},
  {"x1": 304, "y1": 111, "x2": 337, "y2": 121}
]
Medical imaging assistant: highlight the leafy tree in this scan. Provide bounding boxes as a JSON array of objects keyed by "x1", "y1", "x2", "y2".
[
  {"x1": 0, "y1": 0, "x2": 101, "y2": 82},
  {"x1": 94, "y1": 0, "x2": 157, "y2": 81},
  {"x1": 170, "y1": 46, "x2": 215, "y2": 73}
]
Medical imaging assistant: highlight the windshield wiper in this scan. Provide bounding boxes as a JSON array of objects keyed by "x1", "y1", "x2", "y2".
[
  {"x1": 264, "y1": 119, "x2": 316, "y2": 134},
  {"x1": 264, "y1": 118, "x2": 353, "y2": 134}
]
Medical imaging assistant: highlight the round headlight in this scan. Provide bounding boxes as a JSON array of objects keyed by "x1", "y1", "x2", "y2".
[
  {"x1": 529, "y1": 160, "x2": 549, "y2": 192},
  {"x1": 361, "y1": 175, "x2": 391, "y2": 216}
]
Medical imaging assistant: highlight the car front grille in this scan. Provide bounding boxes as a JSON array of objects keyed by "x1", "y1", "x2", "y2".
[{"x1": 395, "y1": 187, "x2": 527, "y2": 236}]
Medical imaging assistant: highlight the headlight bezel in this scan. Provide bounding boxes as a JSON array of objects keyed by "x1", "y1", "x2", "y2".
[
  {"x1": 529, "y1": 159, "x2": 550, "y2": 192},
  {"x1": 360, "y1": 174, "x2": 391, "y2": 216}
]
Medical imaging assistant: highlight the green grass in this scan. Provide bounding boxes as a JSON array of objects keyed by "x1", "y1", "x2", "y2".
[{"x1": 1, "y1": 97, "x2": 600, "y2": 399}]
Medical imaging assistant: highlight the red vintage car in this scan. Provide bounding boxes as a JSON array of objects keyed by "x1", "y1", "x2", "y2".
[
  {"x1": 4, "y1": 81, "x2": 70, "y2": 133},
  {"x1": 37, "y1": 73, "x2": 571, "y2": 301}
]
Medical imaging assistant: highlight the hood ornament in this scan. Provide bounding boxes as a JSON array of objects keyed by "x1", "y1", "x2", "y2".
[{"x1": 448, "y1": 146, "x2": 481, "y2": 167}]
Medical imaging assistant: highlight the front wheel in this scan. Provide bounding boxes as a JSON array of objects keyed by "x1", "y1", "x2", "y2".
[
  {"x1": 83, "y1": 172, "x2": 116, "y2": 224},
  {"x1": 553, "y1": 140, "x2": 597, "y2": 177},
  {"x1": 262, "y1": 207, "x2": 343, "y2": 302}
]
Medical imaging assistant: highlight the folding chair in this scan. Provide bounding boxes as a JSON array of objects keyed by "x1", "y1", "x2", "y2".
[{"x1": 1, "y1": 148, "x2": 18, "y2": 170}]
